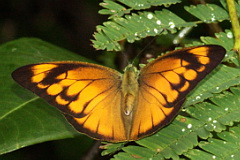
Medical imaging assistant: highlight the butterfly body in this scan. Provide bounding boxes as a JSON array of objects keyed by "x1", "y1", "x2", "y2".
[
  {"x1": 121, "y1": 65, "x2": 139, "y2": 115},
  {"x1": 12, "y1": 45, "x2": 226, "y2": 142}
]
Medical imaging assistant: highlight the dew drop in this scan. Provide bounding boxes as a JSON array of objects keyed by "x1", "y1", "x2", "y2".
[
  {"x1": 147, "y1": 13, "x2": 153, "y2": 19},
  {"x1": 187, "y1": 124, "x2": 192, "y2": 129},
  {"x1": 156, "y1": 20, "x2": 161, "y2": 25},
  {"x1": 169, "y1": 22, "x2": 175, "y2": 28},
  {"x1": 211, "y1": 13, "x2": 216, "y2": 22},
  {"x1": 227, "y1": 32, "x2": 233, "y2": 38},
  {"x1": 195, "y1": 96, "x2": 201, "y2": 100},
  {"x1": 156, "y1": 148, "x2": 161, "y2": 152},
  {"x1": 173, "y1": 39, "x2": 178, "y2": 44},
  {"x1": 179, "y1": 32, "x2": 185, "y2": 38}
]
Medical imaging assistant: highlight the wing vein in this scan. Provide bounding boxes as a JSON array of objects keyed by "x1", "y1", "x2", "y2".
[{"x1": 139, "y1": 86, "x2": 167, "y2": 117}]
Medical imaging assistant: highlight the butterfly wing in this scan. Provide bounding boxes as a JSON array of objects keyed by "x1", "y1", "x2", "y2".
[
  {"x1": 12, "y1": 62, "x2": 128, "y2": 141},
  {"x1": 129, "y1": 45, "x2": 226, "y2": 140},
  {"x1": 12, "y1": 45, "x2": 226, "y2": 142}
]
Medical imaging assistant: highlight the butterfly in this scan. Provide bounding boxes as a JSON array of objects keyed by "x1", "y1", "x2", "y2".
[{"x1": 12, "y1": 45, "x2": 226, "y2": 142}]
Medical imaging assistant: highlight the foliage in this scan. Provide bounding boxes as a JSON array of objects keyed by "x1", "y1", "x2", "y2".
[
  {"x1": 1, "y1": 0, "x2": 240, "y2": 160},
  {"x1": 93, "y1": 1, "x2": 236, "y2": 51}
]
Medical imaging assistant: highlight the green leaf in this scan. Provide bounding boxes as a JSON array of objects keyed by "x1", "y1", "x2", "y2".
[
  {"x1": 185, "y1": 4, "x2": 229, "y2": 23},
  {"x1": 101, "y1": 142, "x2": 125, "y2": 156},
  {"x1": 99, "y1": 0, "x2": 181, "y2": 18},
  {"x1": 0, "y1": 38, "x2": 94, "y2": 155},
  {"x1": 93, "y1": 10, "x2": 196, "y2": 51}
]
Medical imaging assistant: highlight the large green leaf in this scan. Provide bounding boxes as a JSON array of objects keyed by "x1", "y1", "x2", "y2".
[{"x1": 0, "y1": 38, "x2": 94, "y2": 155}]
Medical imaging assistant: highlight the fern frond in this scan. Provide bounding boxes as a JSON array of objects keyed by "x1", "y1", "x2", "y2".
[
  {"x1": 94, "y1": 2, "x2": 234, "y2": 51},
  {"x1": 93, "y1": 10, "x2": 196, "y2": 51},
  {"x1": 185, "y1": 124, "x2": 240, "y2": 159},
  {"x1": 99, "y1": 0, "x2": 181, "y2": 18},
  {"x1": 185, "y1": 4, "x2": 229, "y2": 23}
]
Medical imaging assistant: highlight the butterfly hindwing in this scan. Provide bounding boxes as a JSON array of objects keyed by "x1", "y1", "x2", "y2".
[
  {"x1": 129, "y1": 45, "x2": 226, "y2": 140},
  {"x1": 12, "y1": 62, "x2": 129, "y2": 141}
]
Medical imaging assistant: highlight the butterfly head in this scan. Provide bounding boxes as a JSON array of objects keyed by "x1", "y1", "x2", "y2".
[{"x1": 124, "y1": 64, "x2": 139, "y2": 74}]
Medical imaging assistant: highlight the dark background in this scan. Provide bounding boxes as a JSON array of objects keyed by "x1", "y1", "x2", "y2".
[{"x1": 0, "y1": 0, "x2": 103, "y2": 59}]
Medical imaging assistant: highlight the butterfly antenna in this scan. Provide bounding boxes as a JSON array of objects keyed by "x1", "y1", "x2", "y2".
[{"x1": 132, "y1": 37, "x2": 157, "y2": 65}]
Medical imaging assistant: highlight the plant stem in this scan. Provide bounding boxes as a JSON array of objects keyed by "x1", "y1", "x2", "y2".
[{"x1": 226, "y1": 0, "x2": 240, "y2": 56}]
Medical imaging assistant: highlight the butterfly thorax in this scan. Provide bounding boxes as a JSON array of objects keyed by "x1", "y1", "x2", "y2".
[{"x1": 121, "y1": 64, "x2": 139, "y2": 116}]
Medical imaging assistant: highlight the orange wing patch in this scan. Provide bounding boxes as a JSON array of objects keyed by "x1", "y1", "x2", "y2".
[{"x1": 66, "y1": 87, "x2": 127, "y2": 141}]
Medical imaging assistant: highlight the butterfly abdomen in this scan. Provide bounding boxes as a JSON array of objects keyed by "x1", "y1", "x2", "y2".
[{"x1": 121, "y1": 65, "x2": 139, "y2": 115}]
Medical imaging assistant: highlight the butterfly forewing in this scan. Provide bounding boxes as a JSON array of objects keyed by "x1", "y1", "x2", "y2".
[
  {"x1": 12, "y1": 62, "x2": 129, "y2": 141},
  {"x1": 129, "y1": 45, "x2": 226, "y2": 140}
]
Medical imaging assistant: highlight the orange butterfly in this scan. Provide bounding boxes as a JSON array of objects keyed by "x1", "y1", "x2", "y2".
[{"x1": 12, "y1": 45, "x2": 226, "y2": 142}]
